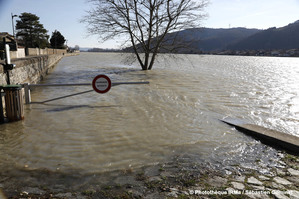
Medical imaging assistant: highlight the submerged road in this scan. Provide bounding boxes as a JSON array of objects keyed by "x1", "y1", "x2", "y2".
[{"x1": 221, "y1": 117, "x2": 299, "y2": 156}]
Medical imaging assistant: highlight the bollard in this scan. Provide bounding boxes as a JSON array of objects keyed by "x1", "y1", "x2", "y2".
[
  {"x1": 23, "y1": 83, "x2": 31, "y2": 104},
  {"x1": 3, "y1": 85, "x2": 24, "y2": 122},
  {"x1": 0, "y1": 87, "x2": 4, "y2": 124}
]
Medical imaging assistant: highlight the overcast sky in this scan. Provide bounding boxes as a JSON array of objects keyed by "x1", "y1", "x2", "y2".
[{"x1": 1, "y1": 0, "x2": 299, "y2": 49}]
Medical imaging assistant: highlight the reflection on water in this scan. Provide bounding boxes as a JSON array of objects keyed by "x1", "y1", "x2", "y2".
[{"x1": 0, "y1": 53, "x2": 298, "y2": 176}]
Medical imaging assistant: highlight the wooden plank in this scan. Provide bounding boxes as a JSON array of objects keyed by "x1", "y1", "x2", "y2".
[
  {"x1": 7, "y1": 91, "x2": 12, "y2": 120},
  {"x1": 19, "y1": 89, "x2": 24, "y2": 119}
]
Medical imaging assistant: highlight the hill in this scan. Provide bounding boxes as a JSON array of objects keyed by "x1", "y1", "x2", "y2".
[
  {"x1": 228, "y1": 20, "x2": 299, "y2": 50},
  {"x1": 124, "y1": 20, "x2": 299, "y2": 54},
  {"x1": 124, "y1": 28, "x2": 261, "y2": 53},
  {"x1": 169, "y1": 27, "x2": 261, "y2": 53}
]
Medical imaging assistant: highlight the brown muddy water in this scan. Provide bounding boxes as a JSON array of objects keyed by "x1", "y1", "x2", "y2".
[{"x1": 0, "y1": 53, "x2": 298, "y2": 190}]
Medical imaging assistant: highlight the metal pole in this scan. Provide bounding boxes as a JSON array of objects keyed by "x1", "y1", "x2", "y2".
[
  {"x1": 28, "y1": 83, "x2": 92, "y2": 88},
  {"x1": 26, "y1": 81, "x2": 149, "y2": 88},
  {"x1": 11, "y1": 13, "x2": 18, "y2": 39},
  {"x1": 112, "y1": 81, "x2": 150, "y2": 86},
  {"x1": 0, "y1": 87, "x2": 4, "y2": 124},
  {"x1": 21, "y1": 81, "x2": 149, "y2": 104},
  {"x1": 3, "y1": 38, "x2": 11, "y2": 85},
  {"x1": 6, "y1": 71, "x2": 10, "y2": 85},
  {"x1": 11, "y1": 13, "x2": 15, "y2": 38},
  {"x1": 55, "y1": 29, "x2": 57, "y2": 54},
  {"x1": 33, "y1": 89, "x2": 94, "y2": 104}
]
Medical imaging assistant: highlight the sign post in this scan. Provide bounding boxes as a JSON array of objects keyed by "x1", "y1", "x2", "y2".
[
  {"x1": 1, "y1": 38, "x2": 16, "y2": 85},
  {"x1": 92, "y1": 74, "x2": 112, "y2": 94},
  {"x1": 21, "y1": 76, "x2": 149, "y2": 104}
]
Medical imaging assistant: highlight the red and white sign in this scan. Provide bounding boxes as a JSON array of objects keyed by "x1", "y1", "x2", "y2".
[{"x1": 92, "y1": 74, "x2": 112, "y2": 94}]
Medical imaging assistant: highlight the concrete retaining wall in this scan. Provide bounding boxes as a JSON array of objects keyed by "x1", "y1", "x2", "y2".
[
  {"x1": 7, "y1": 48, "x2": 67, "y2": 59},
  {"x1": 27, "y1": 48, "x2": 67, "y2": 56},
  {"x1": 0, "y1": 54, "x2": 64, "y2": 85},
  {"x1": 10, "y1": 48, "x2": 26, "y2": 59}
]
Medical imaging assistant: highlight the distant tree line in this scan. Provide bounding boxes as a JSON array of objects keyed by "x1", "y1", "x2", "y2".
[
  {"x1": 68, "y1": 45, "x2": 80, "y2": 52},
  {"x1": 87, "y1": 48, "x2": 121, "y2": 52}
]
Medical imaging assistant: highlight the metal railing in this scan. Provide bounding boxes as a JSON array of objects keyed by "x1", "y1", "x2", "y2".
[{"x1": 22, "y1": 81, "x2": 149, "y2": 104}]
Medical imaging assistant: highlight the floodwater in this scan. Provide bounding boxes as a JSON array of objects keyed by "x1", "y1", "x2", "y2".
[{"x1": 1, "y1": 53, "x2": 298, "y2": 177}]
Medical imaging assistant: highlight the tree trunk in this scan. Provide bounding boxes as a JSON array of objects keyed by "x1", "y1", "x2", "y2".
[{"x1": 148, "y1": 53, "x2": 157, "y2": 70}]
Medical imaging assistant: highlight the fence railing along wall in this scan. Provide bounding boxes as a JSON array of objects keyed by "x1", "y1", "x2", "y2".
[
  {"x1": 7, "y1": 48, "x2": 67, "y2": 59},
  {"x1": 26, "y1": 48, "x2": 67, "y2": 56},
  {"x1": 10, "y1": 48, "x2": 25, "y2": 59}
]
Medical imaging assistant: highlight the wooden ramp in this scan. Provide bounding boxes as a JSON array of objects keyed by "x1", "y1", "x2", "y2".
[{"x1": 221, "y1": 117, "x2": 299, "y2": 156}]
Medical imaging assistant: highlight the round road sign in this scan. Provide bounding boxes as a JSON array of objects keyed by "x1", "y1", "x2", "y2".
[{"x1": 92, "y1": 74, "x2": 112, "y2": 94}]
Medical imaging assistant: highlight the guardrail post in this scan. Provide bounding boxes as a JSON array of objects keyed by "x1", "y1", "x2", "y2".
[{"x1": 24, "y1": 83, "x2": 31, "y2": 104}]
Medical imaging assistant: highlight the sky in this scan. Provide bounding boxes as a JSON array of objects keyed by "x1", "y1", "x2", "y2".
[{"x1": 0, "y1": 0, "x2": 299, "y2": 49}]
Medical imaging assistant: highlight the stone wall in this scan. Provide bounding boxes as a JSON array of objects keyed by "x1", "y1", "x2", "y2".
[{"x1": 0, "y1": 54, "x2": 64, "y2": 85}]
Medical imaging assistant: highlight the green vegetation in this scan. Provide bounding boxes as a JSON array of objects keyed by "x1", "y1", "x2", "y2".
[
  {"x1": 50, "y1": 30, "x2": 66, "y2": 49},
  {"x1": 13, "y1": 12, "x2": 67, "y2": 51},
  {"x1": 16, "y1": 12, "x2": 49, "y2": 48}
]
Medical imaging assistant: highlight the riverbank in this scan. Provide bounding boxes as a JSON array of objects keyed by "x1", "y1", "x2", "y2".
[
  {"x1": 1, "y1": 151, "x2": 298, "y2": 199},
  {"x1": 1, "y1": 53, "x2": 298, "y2": 199},
  {"x1": 0, "y1": 53, "x2": 79, "y2": 85}
]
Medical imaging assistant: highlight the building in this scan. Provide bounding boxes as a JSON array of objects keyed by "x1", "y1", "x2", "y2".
[{"x1": 0, "y1": 32, "x2": 25, "y2": 59}]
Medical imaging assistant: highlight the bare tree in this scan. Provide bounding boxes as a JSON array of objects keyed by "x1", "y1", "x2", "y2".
[{"x1": 82, "y1": 0, "x2": 209, "y2": 70}]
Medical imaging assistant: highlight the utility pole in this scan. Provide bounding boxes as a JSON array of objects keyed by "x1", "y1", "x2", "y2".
[{"x1": 55, "y1": 29, "x2": 57, "y2": 54}]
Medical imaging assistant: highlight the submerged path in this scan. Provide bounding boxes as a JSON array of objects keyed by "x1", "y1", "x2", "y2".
[{"x1": 221, "y1": 117, "x2": 299, "y2": 156}]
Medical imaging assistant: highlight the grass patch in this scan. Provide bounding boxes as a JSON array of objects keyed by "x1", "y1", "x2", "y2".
[{"x1": 81, "y1": 189, "x2": 96, "y2": 196}]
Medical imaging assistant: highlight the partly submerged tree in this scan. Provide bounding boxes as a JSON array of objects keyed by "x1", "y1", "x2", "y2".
[
  {"x1": 16, "y1": 12, "x2": 49, "y2": 48},
  {"x1": 50, "y1": 30, "x2": 66, "y2": 49},
  {"x1": 82, "y1": 0, "x2": 209, "y2": 70}
]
